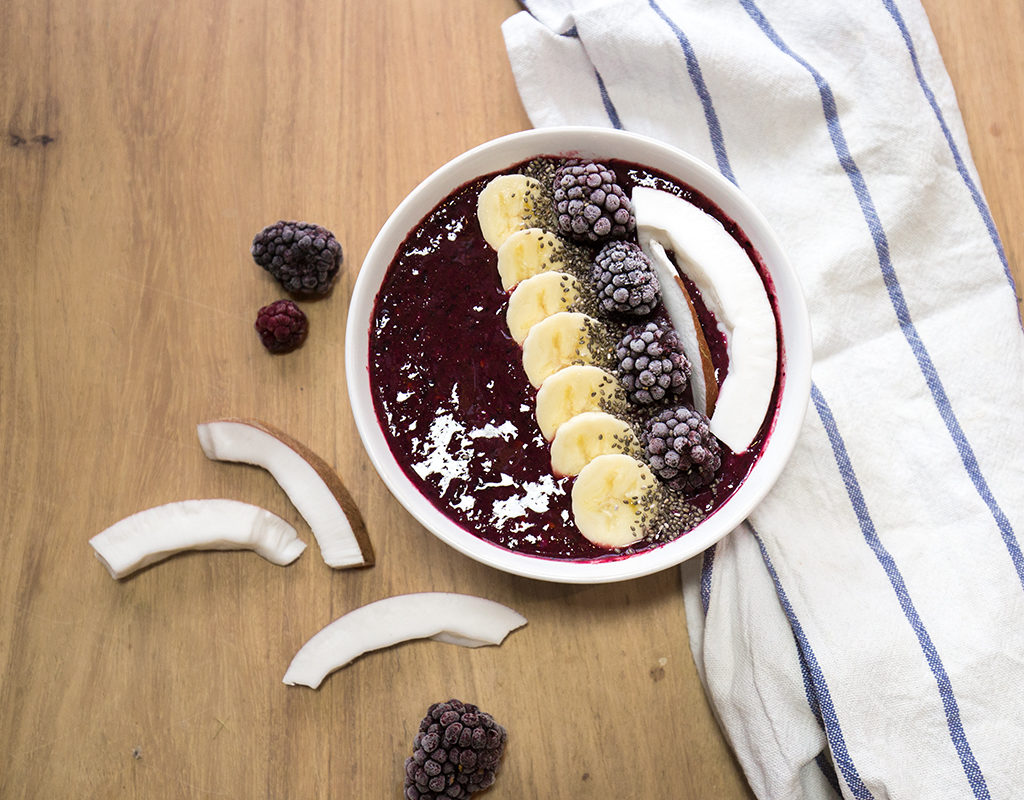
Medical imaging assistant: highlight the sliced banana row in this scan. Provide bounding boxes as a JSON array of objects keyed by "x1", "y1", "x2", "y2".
[{"x1": 478, "y1": 174, "x2": 657, "y2": 549}]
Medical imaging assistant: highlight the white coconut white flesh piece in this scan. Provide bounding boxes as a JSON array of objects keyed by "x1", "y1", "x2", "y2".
[
  {"x1": 89, "y1": 499, "x2": 305, "y2": 579},
  {"x1": 633, "y1": 187, "x2": 777, "y2": 453},
  {"x1": 197, "y1": 419, "x2": 374, "y2": 569},
  {"x1": 282, "y1": 593, "x2": 528, "y2": 689},
  {"x1": 644, "y1": 238, "x2": 715, "y2": 418}
]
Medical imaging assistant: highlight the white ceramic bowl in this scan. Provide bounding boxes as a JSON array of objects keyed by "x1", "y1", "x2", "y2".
[{"x1": 345, "y1": 127, "x2": 811, "y2": 583}]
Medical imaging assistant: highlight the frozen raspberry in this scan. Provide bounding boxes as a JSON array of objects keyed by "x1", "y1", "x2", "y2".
[
  {"x1": 615, "y1": 320, "x2": 690, "y2": 405},
  {"x1": 592, "y1": 240, "x2": 660, "y2": 316},
  {"x1": 403, "y1": 699, "x2": 507, "y2": 800},
  {"x1": 552, "y1": 160, "x2": 635, "y2": 244},
  {"x1": 251, "y1": 220, "x2": 342, "y2": 296},
  {"x1": 641, "y1": 405, "x2": 722, "y2": 491},
  {"x1": 254, "y1": 300, "x2": 308, "y2": 354}
]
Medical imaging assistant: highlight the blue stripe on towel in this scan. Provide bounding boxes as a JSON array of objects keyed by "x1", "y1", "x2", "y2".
[
  {"x1": 546, "y1": 17, "x2": 620, "y2": 130},
  {"x1": 771, "y1": 548, "x2": 846, "y2": 797},
  {"x1": 699, "y1": 542, "x2": 716, "y2": 615},
  {"x1": 882, "y1": 0, "x2": 1015, "y2": 291},
  {"x1": 704, "y1": 530, "x2": 841, "y2": 795},
  {"x1": 749, "y1": 524, "x2": 874, "y2": 800},
  {"x1": 594, "y1": 69, "x2": 624, "y2": 129},
  {"x1": 779, "y1": 546, "x2": 843, "y2": 795},
  {"x1": 738, "y1": 0, "x2": 1024, "y2": 589},
  {"x1": 810, "y1": 383, "x2": 991, "y2": 799},
  {"x1": 646, "y1": 0, "x2": 737, "y2": 184},
  {"x1": 791, "y1": 623, "x2": 824, "y2": 728},
  {"x1": 815, "y1": 751, "x2": 843, "y2": 798}
]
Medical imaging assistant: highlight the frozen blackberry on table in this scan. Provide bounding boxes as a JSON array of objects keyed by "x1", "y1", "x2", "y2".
[
  {"x1": 251, "y1": 220, "x2": 342, "y2": 296},
  {"x1": 254, "y1": 299, "x2": 308, "y2": 354},
  {"x1": 615, "y1": 320, "x2": 691, "y2": 405},
  {"x1": 404, "y1": 699, "x2": 508, "y2": 800},
  {"x1": 552, "y1": 160, "x2": 635, "y2": 244},
  {"x1": 642, "y1": 405, "x2": 722, "y2": 491},
  {"x1": 592, "y1": 240, "x2": 660, "y2": 316}
]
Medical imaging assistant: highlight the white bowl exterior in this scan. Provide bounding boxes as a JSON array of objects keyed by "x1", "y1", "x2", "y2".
[{"x1": 346, "y1": 127, "x2": 812, "y2": 583}]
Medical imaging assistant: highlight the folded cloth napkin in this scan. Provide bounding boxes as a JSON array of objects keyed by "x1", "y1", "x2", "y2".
[{"x1": 503, "y1": 2, "x2": 1024, "y2": 798}]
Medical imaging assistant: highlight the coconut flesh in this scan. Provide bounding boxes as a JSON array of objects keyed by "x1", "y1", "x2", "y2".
[
  {"x1": 197, "y1": 419, "x2": 374, "y2": 568},
  {"x1": 633, "y1": 187, "x2": 777, "y2": 453},
  {"x1": 283, "y1": 593, "x2": 528, "y2": 688},
  {"x1": 89, "y1": 499, "x2": 305, "y2": 579}
]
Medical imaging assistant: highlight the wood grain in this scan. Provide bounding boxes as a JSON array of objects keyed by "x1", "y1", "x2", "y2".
[{"x1": 0, "y1": 0, "x2": 1019, "y2": 798}]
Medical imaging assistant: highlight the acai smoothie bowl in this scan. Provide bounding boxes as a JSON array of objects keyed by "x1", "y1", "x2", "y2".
[{"x1": 346, "y1": 127, "x2": 811, "y2": 584}]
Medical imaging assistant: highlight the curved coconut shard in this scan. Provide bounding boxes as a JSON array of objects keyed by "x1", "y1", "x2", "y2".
[
  {"x1": 283, "y1": 593, "x2": 528, "y2": 689},
  {"x1": 89, "y1": 499, "x2": 306, "y2": 579},
  {"x1": 197, "y1": 419, "x2": 374, "y2": 569},
  {"x1": 634, "y1": 187, "x2": 777, "y2": 453},
  {"x1": 644, "y1": 239, "x2": 718, "y2": 418}
]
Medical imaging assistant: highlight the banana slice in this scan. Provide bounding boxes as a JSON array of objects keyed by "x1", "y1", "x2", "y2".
[
  {"x1": 535, "y1": 365, "x2": 626, "y2": 441},
  {"x1": 496, "y1": 227, "x2": 566, "y2": 290},
  {"x1": 477, "y1": 174, "x2": 544, "y2": 250},
  {"x1": 506, "y1": 271, "x2": 581, "y2": 344},
  {"x1": 571, "y1": 453, "x2": 657, "y2": 549},
  {"x1": 550, "y1": 411, "x2": 640, "y2": 477},
  {"x1": 521, "y1": 311, "x2": 603, "y2": 388}
]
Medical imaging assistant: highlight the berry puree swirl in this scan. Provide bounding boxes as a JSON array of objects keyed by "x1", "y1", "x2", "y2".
[{"x1": 369, "y1": 156, "x2": 782, "y2": 562}]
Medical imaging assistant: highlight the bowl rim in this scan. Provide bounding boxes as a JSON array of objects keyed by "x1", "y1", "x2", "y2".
[{"x1": 345, "y1": 126, "x2": 812, "y2": 583}]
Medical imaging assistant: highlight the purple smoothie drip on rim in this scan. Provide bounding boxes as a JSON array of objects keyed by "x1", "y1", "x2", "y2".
[{"x1": 369, "y1": 157, "x2": 782, "y2": 562}]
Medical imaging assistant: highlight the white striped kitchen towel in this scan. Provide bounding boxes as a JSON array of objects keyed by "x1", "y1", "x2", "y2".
[{"x1": 503, "y1": 2, "x2": 1024, "y2": 798}]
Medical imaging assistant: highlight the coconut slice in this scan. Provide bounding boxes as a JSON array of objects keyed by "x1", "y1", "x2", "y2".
[
  {"x1": 282, "y1": 593, "x2": 528, "y2": 688},
  {"x1": 197, "y1": 419, "x2": 374, "y2": 569},
  {"x1": 644, "y1": 239, "x2": 718, "y2": 418},
  {"x1": 633, "y1": 187, "x2": 777, "y2": 453},
  {"x1": 89, "y1": 499, "x2": 306, "y2": 579}
]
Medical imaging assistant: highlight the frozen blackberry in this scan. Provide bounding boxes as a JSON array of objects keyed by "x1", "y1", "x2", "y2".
[
  {"x1": 592, "y1": 240, "x2": 660, "y2": 316},
  {"x1": 254, "y1": 299, "x2": 308, "y2": 354},
  {"x1": 251, "y1": 220, "x2": 342, "y2": 296},
  {"x1": 404, "y1": 699, "x2": 507, "y2": 800},
  {"x1": 552, "y1": 160, "x2": 635, "y2": 244},
  {"x1": 641, "y1": 405, "x2": 722, "y2": 491},
  {"x1": 615, "y1": 321, "x2": 691, "y2": 405}
]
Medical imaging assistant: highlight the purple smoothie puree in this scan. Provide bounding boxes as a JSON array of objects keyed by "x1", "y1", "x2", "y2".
[{"x1": 369, "y1": 157, "x2": 782, "y2": 561}]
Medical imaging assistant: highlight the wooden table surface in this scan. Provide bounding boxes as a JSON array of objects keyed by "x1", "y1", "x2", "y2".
[{"x1": 2, "y1": 1, "x2": 1020, "y2": 797}]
